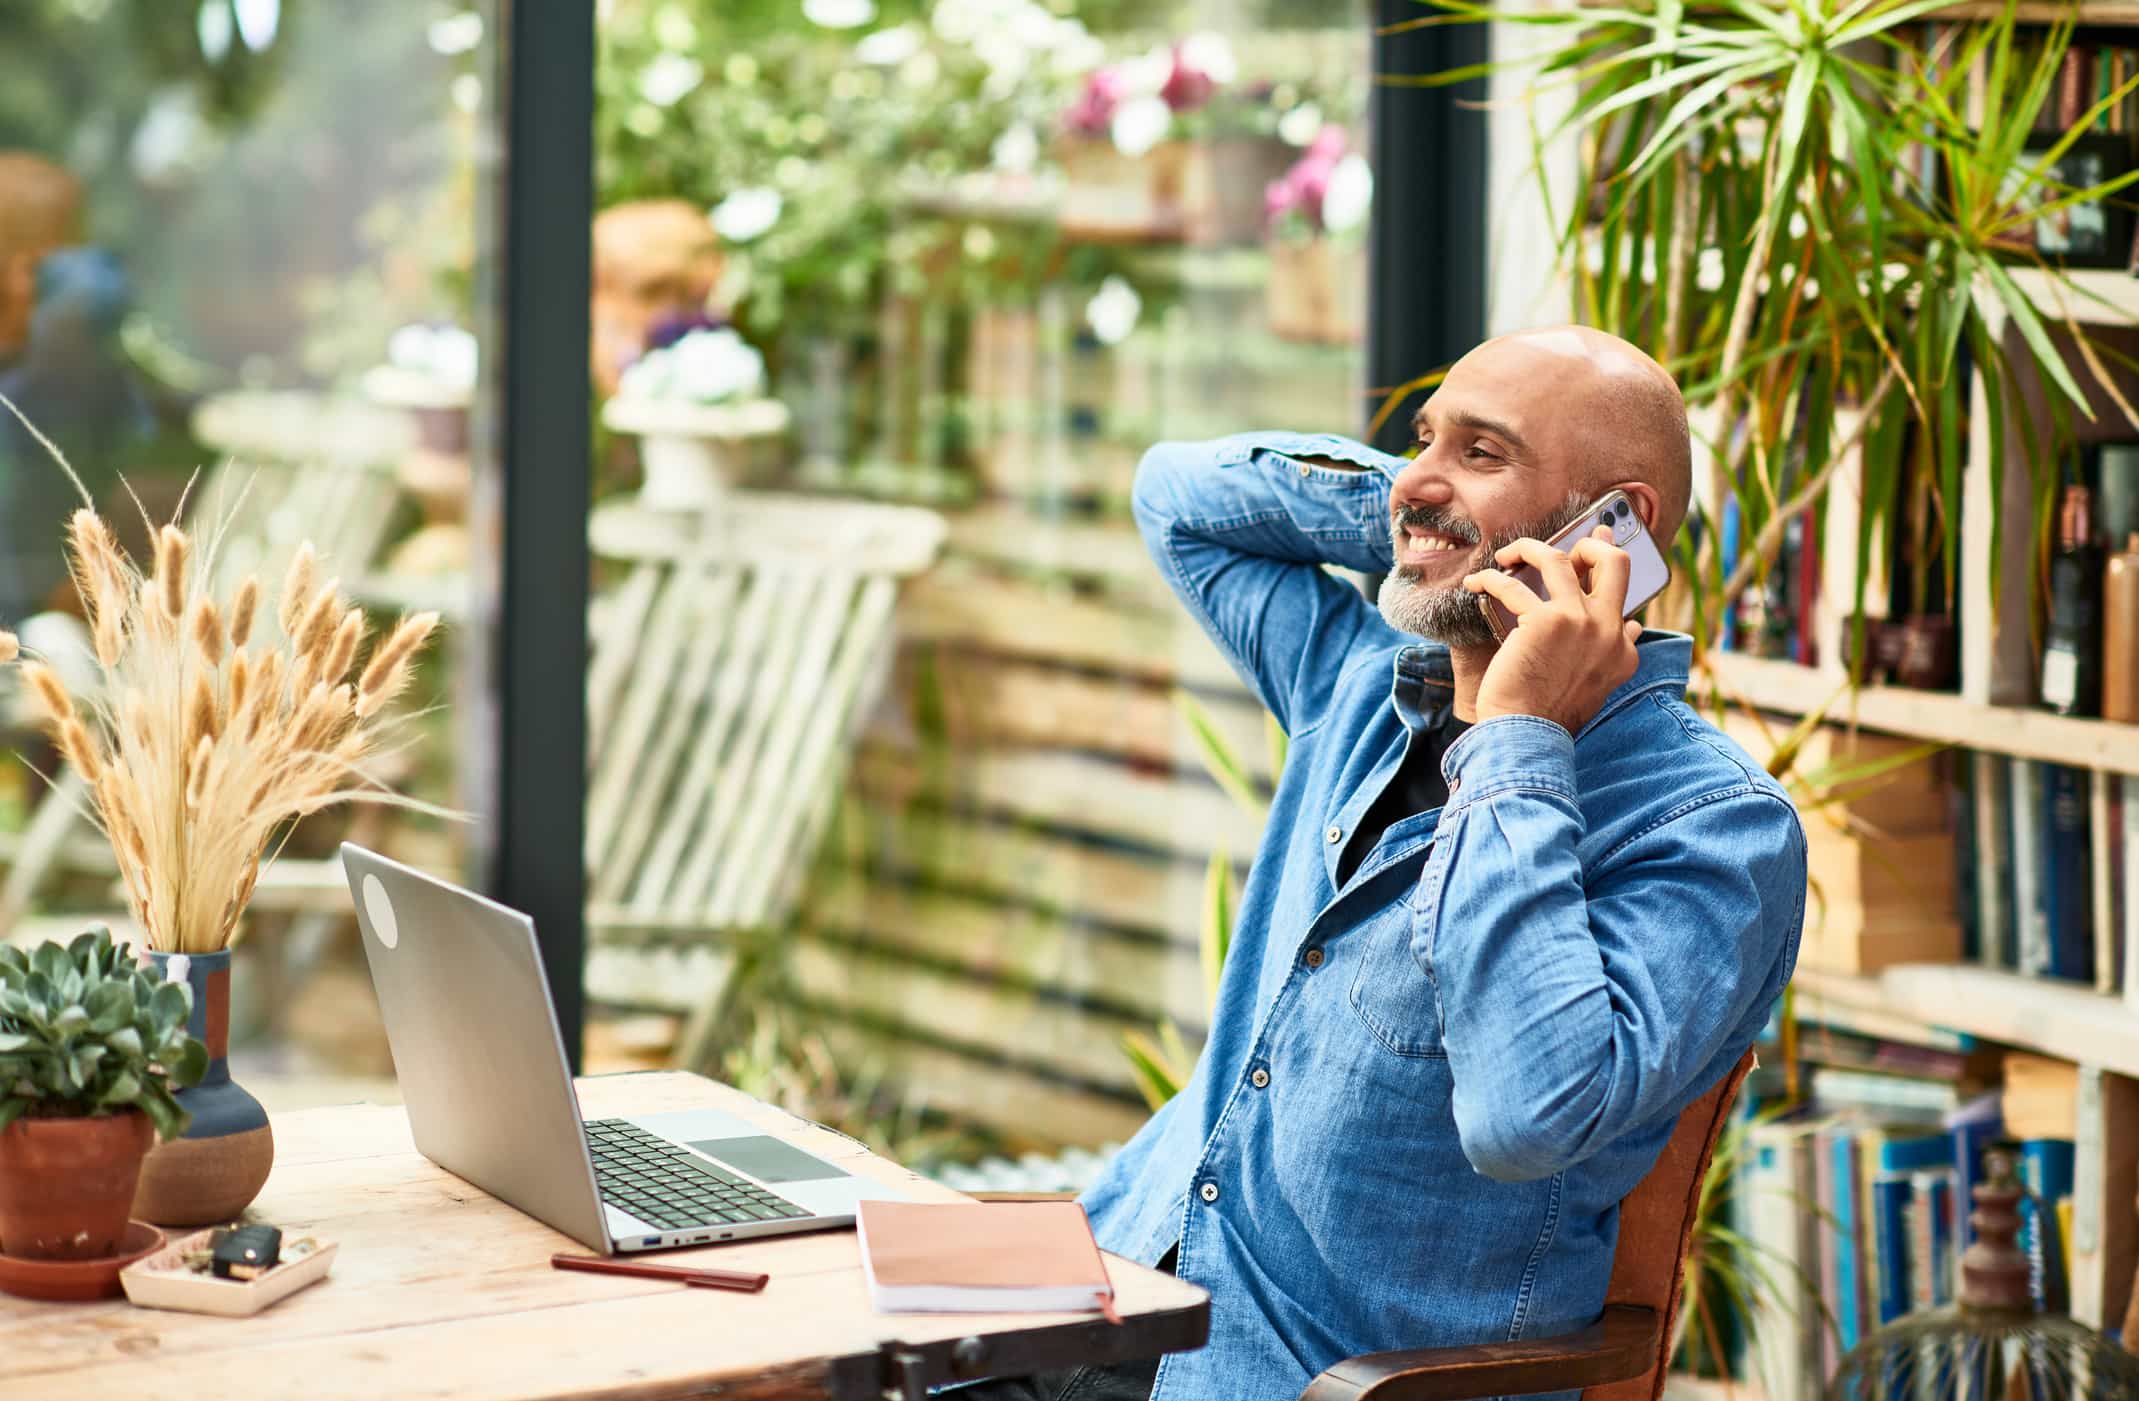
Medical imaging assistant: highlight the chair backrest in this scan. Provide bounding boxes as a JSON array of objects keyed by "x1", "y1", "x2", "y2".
[
  {"x1": 190, "y1": 391, "x2": 412, "y2": 617},
  {"x1": 1584, "y1": 1048, "x2": 1758, "y2": 1401},
  {"x1": 582, "y1": 492, "x2": 946, "y2": 941}
]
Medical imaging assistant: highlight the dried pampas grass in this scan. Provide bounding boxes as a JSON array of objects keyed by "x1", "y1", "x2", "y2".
[{"x1": 0, "y1": 402, "x2": 441, "y2": 953}]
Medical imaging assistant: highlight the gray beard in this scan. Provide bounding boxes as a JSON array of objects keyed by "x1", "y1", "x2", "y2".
[{"x1": 1377, "y1": 490, "x2": 1594, "y2": 647}]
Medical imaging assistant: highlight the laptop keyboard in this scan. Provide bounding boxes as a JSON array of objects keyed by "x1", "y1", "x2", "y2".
[{"x1": 584, "y1": 1119, "x2": 811, "y2": 1232}]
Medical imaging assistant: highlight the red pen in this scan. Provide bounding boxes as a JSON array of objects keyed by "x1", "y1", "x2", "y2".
[{"x1": 550, "y1": 1251, "x2": 768, "y2": 1293}]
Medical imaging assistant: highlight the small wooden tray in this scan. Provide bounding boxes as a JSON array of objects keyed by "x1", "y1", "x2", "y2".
[{"x1": 119, "y1": 1229, "x2": 337, "y2": 1317}]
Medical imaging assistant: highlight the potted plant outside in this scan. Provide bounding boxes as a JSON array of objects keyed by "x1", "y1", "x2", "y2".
[
  {"x1": 602, "y1": 326, "x2": 794, "y2": 508},
  {"x1": 0, "y1": 929, "x2": 206, "y2": 1261},
  {"x1": 1058, "y1": 36, "x2": 1269, "y2": 243},
  {"x1": 1264, "y1": 126, "x2": 1372, "y2": 346}
]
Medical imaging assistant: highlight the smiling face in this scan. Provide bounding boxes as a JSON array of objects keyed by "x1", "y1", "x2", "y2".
[{"x1": 1376, "y1": 327, "x2": 1690, "y2": 648}]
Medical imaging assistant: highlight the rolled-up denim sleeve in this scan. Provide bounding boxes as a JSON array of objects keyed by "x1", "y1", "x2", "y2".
[
  {"x1": 1418, "y1": 715, "x2": 1806, "y2": 1182},
  {"x1": 1131, "y1": 434, "x2": 1403, "y2": 737}
]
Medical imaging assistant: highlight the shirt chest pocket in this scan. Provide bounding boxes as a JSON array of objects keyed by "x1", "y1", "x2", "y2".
[{"x1": 1346, "y1": 881, "x2": 1446, "y2": 1058}]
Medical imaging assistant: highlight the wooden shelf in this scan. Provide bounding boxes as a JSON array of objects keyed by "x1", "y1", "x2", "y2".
[
  {"x1": 1795, "y1": 964, "x2": 2139, "y2": 1076},
  {"x1": 1930, "y1": 1, "x2": 2139, "y2": 21},
  {"x1": 2003, "y1": 266, "x2": 2139, "y2": 326},
  {"x1": 1701, "y1": 651, "x2": 2139, "y2": 777},
  {"x1": 1575, "y1": 0, "x2": 2139, "y2": 24}
]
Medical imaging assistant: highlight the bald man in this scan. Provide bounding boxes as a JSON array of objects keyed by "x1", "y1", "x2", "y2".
[{"x1": 972, "y1": 328, "x2": 1806, "y2": 1401}]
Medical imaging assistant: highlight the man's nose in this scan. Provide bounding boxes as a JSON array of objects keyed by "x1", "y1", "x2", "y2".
[{"x1": 1391, "y1": 452, "x2": 1455, "y2": 508}]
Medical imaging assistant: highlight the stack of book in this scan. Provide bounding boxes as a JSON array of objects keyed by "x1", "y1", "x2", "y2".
[
  {"x1": 1958, "y1": 752, "x2": 2139, "y2": 997},
  {"x1": 1741, "y1": 1025, "x2": 2138, "y2": 1397}
]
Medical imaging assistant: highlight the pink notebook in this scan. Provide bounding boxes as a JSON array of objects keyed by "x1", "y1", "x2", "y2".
[{"x1": 856, "y1": 1200, "x2": 1120, "y2": 1321}]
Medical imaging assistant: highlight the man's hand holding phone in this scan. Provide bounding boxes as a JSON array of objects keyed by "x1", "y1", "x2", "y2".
[{"x1": 1465, "y1": 526, "x2": 1644, "y2": 735}]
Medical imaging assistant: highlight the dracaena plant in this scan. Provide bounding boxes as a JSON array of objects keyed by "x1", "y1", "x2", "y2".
[
  {"x1": 1387, "y1": 0, "x2": 2139, "y2": 662},
  {"x1": 0, "y1": 928, "x2": 209, "y2": 1140}
]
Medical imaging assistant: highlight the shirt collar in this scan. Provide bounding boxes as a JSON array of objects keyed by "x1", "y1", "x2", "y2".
[{"x1": 1387, "y1": 630, "x2": 1693, "y2": 738}]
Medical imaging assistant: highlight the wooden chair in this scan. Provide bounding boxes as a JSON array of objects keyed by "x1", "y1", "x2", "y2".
[
  {"x1": 1298, "y1": 1049, "x2": 1758, "y2": 1401},
  {"x1": 578, "y1": 492, "x2": 947, "y2": 1055}
]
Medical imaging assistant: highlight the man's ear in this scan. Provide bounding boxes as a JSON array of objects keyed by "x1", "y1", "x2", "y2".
[{"x1": 1612, "y1": 481, "x2": 1664, "y2": 534}]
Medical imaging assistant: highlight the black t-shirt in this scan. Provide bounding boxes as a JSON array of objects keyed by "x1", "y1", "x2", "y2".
[{"x1": 1336, "y1": 710, "x2": 1470, "y2": 886}]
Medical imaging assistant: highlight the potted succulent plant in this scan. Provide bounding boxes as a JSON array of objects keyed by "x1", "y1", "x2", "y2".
[{"x1": 0, "y1": 928, "x2": 206, "y2": 1261}]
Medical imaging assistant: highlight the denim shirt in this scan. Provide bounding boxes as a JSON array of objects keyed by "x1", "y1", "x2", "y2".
[{"x1": 1078, "y1": 432, "x2": 1807, "y2": 1401}]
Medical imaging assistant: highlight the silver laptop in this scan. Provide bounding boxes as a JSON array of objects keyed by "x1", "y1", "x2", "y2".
[{"x1": 339, "y1": 843, "x2": 915, "y2": 1254}]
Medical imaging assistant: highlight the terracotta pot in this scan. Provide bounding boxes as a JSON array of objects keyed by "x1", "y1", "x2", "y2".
[
  {"x1": 1180, "y1": 137, "x2": 1295, "y2": 246},
  {"x1": 0, "y1": 1109, "x2": 155, "y2": 1261},
  {"x1": 132, "y1": 951, "x2": 274, "y2": 1228},
  {"x1": 1267, "y1": 237, "x2": 1366, "y2": 345},
  {"x1": 1058, "y1": 138, "x2": 1193, "y2": 241}
]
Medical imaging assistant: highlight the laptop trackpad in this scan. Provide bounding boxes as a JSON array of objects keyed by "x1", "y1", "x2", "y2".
[{"x1": 690, "y1": 1135, "x2": 850, "y2": 1184}]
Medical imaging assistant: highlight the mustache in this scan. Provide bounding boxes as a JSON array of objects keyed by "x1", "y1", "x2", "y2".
[{"x1": 1391, "y1": 503, "x2": 1482, "y2": 546}]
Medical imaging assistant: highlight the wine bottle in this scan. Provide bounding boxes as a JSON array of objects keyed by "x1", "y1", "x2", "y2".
[{"x1": 2043, "y1": 483, "x2": 2103, "y2": 717}]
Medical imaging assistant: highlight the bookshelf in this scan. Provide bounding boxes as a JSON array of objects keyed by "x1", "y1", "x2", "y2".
[
  {"x1": 1524, "y1": 10, "x2": 2139, "y2": 1389},
  {"x1": 1795, "y1": 964, "x2": 2139, "y2": 1079},
  {"x1": 1701, "y1": 652, "x2": 2139, "y2": 777},
  {"x1": 1934, "y1": 1, "x2": 2139, "y2": 21},
  {"x1": 1579, "y1": 0, "x2": 2139, "y2": 21},
  {"x1": 2006, "y1": 266, "x2": 2139, "y2": 326}
]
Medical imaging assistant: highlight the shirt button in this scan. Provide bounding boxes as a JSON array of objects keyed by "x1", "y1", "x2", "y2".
[
  {"x1": 1325, "y1": 825, "x2": 1342, "y2": 844},
  {"x1": 1449, "y1": 779, "x2": 1460, "y2": 795},
  {"x1": 1250, "y1": 1068, "x2": 1270, "y2": 1089},
  {"x1": 1198, "y1": 1182, "x2": 1220, "y2": 1203},
  {"x1": 1303, "y1": 948, "x2": 1325, "y2": 969}
]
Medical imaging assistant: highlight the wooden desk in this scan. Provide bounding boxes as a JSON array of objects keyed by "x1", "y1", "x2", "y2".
[{"x1": 0, "y1": 1072, "x2": 1207, "y2": 1400}]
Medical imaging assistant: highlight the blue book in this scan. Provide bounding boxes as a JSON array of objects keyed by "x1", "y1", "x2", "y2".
[
  {"x1": 2042, "y1": 763, "x2": 2094, "y2": 982},
  {"x1": 1829, "y1": 1127, "x2": 1865, "y2": 1353},
  {"x1": 1719, "y1": 496, "x2": 1741, "y2": 652},
  {"x1": 2019, "y1": 1138, "x2": 2077, "y2": 1310},
  {"x1": 1953, "y1": 752, "x2": 1981, "y2": 964},
  {"x1": 1912, "y1": 1169, "x2": 1957, "y2": 1308},
  {"x1": 1872, "y1": 1173, "x2": 1914, "y2": 1323},
  {"x1": 1877, "y1": 1131, "x2": 1956, "y2": 1174},
  {"x1": 1944, "y1": 1092, "x2": 2004, "y2": 1247}
]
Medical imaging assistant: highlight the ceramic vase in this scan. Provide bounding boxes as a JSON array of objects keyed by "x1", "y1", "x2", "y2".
[{"x1": 131, "y1": 950, "x2": 273, "y2": 1227}]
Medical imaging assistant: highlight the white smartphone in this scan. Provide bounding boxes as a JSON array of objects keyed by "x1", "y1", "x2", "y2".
[{"x1": 1477, "y1": 489, "x2": 1672, "y2": 643}]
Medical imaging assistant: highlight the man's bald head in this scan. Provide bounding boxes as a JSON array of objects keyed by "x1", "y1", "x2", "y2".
[{"x1": 1420, "y1": 325, "x2": 1693, "y2": 546}]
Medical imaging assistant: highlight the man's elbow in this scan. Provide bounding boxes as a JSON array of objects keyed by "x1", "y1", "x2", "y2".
[
  {"x1": 1455, "y1": 1097, "x2": 1588, "y2": 1183},
  {"x1": 1130, "y1": 441, "x2": 1205, "y2": 544}
]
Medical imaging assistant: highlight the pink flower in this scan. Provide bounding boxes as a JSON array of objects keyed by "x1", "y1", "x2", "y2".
[
  {"x1": 1161, "y1": 43, "x2": 1216, "y2": 112},
  {"x1": 1264, "y1": 174, "x2": 1300, "y2": 223},
  {"x1": 1064, "y1": 66, "x2": 1126, "y2": 136},
  {"x1": 1268, "y1": 130, "x2": 1352, "y2": 232}
]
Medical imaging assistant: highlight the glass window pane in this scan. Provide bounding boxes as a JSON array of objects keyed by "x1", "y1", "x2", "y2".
[
  {"x1": 586, "y1": 1, "x2": 1372, "y2": 1181},
  {"x1": 0, "y1": 2, "x2": 494, "y2": 1103}
]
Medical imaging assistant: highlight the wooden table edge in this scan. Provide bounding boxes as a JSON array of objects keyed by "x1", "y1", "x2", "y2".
[{"x1": 823, "y1": 1288, "x2": 1211, "y2": 1400}]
